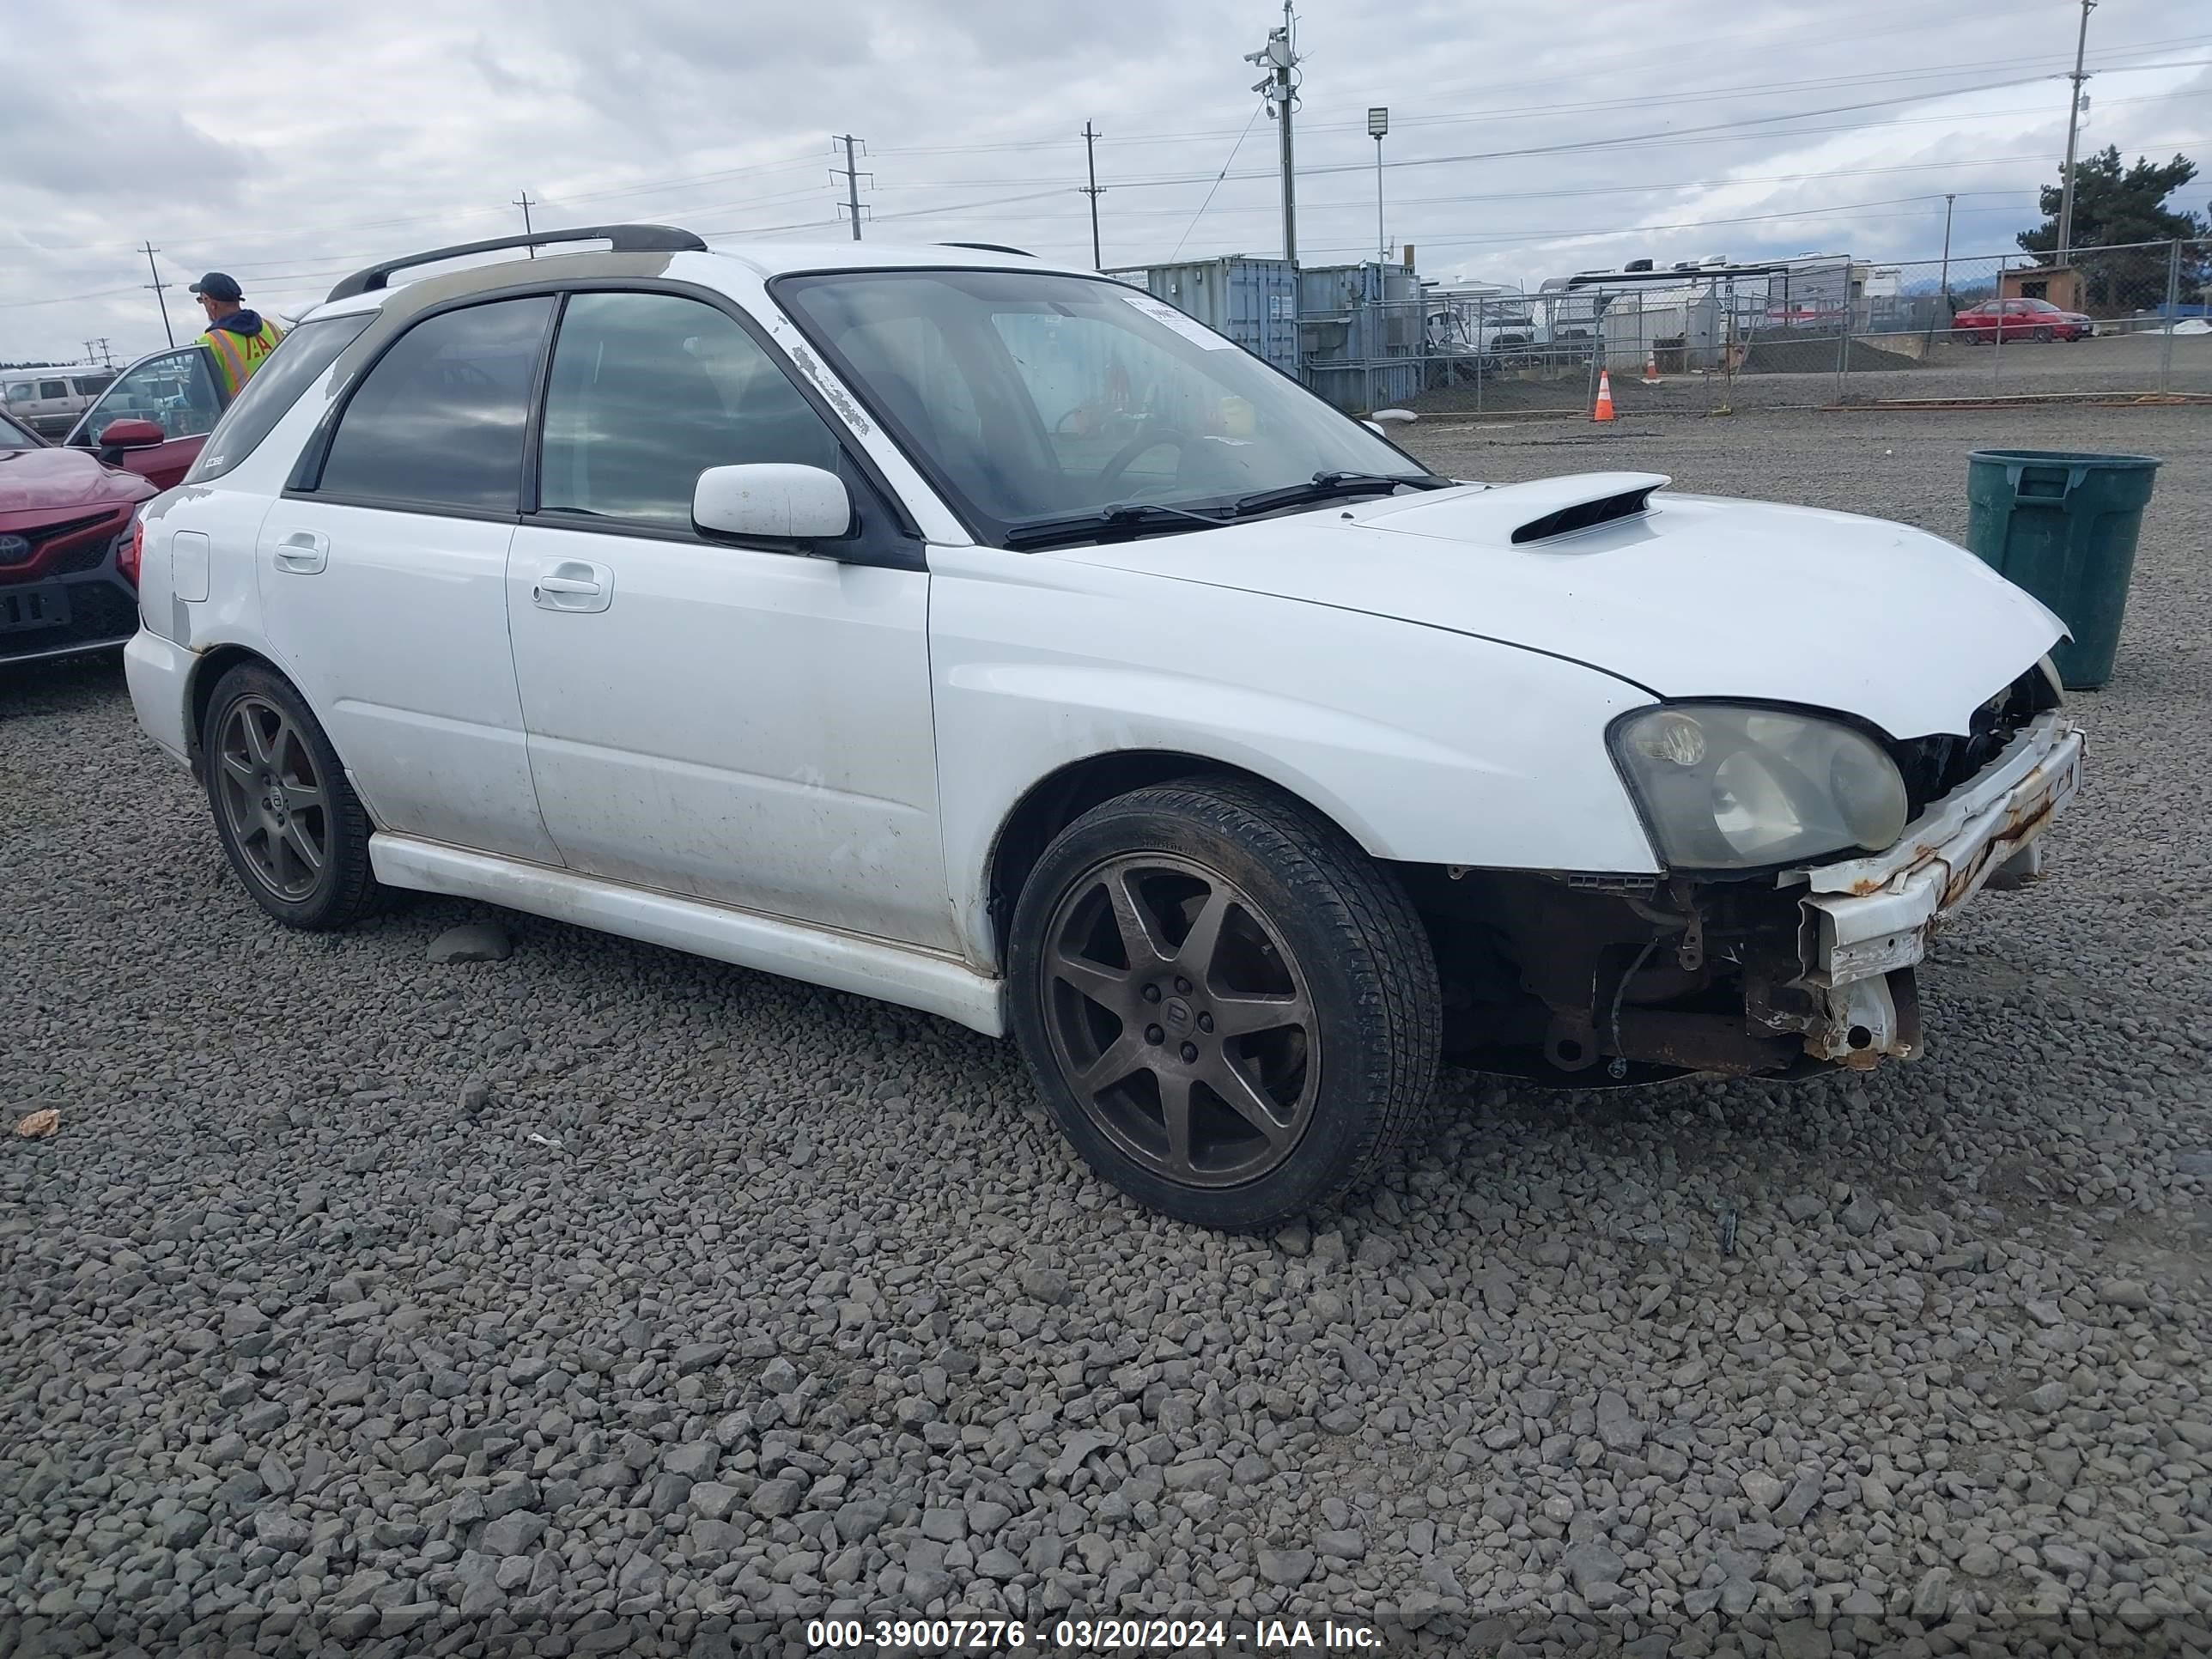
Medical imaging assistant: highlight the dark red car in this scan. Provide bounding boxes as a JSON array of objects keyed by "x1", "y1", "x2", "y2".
[
  {"x1": 0, "y1": 409, "x2": 155, "y2": 666},
  {"x1": 59, "y1": 339, "x2": 234, "y2": 490},
  {"x1": 1952, "y1": 297, "x2": 2094, "y2": 343}
]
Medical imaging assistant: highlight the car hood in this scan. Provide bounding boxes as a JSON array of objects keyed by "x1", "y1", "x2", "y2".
[
  {"x1": 0, "y1": 445, "x2": 154, "y2": 518},
  {"x1": 1048, "y1": 474, "x2": 2066, "y2": 739}
]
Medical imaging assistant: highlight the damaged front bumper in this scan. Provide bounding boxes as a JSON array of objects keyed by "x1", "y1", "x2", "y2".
[{"x1": 1767, "y1": 710, "x2": 2084, "y2": 1066}]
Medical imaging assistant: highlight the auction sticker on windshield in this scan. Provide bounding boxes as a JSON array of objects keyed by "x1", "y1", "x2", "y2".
[{"x1": 1121, "y1": 292, "x2": 1239, "y2": 349}]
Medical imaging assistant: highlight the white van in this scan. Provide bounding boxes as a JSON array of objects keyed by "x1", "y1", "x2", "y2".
[{"x1": 3, "y1": 368, "x2": 118, "y2": 440}]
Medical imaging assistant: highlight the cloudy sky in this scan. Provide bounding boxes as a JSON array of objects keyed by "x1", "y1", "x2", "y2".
[{"x1": 4, "y1": 0, "x2": 2207, "y2": 364}]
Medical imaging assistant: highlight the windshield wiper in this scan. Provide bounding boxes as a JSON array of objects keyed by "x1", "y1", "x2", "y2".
[
  {"x1": 1002, "y1": 501, "x2": 1230, "y2": 551},
  {"x1": 1226, "y1": 470, "x2": 1447, "y2": 519}
]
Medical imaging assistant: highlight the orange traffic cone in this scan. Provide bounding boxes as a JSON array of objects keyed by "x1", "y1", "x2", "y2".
[
  {"x1": 1642, "y1": 350, "x2": 1662, "y2": 386},
  {"x1": 1592, "y1": 369, "x2": 1616, "y2": 422}
]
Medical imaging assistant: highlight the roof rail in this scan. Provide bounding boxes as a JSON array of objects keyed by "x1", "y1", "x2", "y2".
[
  {"x1": 325, "y1": 224, "x2": 709, "y2": 303},
  {"x1": 938, "y1": 241, "x2": 1036, "y2": 258}
]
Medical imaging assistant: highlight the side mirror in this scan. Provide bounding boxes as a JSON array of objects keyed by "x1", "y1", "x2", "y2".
[
  {"x1": 97, "y1": 418, "x2": 166, "y2": 453},
  {"x1": 692, "y1": 464, "x2": 853, "y2": 547}
]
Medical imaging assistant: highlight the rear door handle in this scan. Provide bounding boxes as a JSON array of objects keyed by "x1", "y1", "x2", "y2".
[
  {"x1": 272, "y1": 531, "x2": 328, "y2": 574},
  {"x1": 532, "y1": 559, "x2": 612, "y2": 613}
]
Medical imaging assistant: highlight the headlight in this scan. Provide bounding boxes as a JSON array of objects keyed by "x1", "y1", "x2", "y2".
[{"x1": 1610, "y1": 703, "x2": 1909, "y2": 870}]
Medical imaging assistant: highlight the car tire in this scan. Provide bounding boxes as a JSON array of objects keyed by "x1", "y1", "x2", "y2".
[
  {"x1": 2033, "y1": 326, "x2": 2053, "y2": 343},
  {"x1": 1007, "y1": 776, "x2": 1441, "y2": 1231},
  {"x1": 201, "y1": 662, "x2": 381, "y2": 931}
]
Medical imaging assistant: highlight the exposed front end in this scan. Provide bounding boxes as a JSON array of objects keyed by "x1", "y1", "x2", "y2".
[{"x1": 1407, "y1": 665, "x2": 2082, "y2": 1080}]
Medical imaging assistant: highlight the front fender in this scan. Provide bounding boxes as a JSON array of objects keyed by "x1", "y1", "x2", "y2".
[{"x1": 930, "y1": 546, "x2": 1660, "y2": 967}]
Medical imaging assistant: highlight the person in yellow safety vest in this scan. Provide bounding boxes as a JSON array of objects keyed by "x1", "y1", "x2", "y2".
[{"x1": 189, "y1": 272, "x2": 285, "y2": 397}]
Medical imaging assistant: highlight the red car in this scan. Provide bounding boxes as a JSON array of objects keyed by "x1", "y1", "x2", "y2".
[
  {"x1": 58, "y1": 339, "x2": 234, "y2": 490},
  {"x1": 0, "y1": 408, "x2": 155, "y2": 666},
  {"x1": 1952, "y1": 296, "x2": 2094, "y2": 343}
]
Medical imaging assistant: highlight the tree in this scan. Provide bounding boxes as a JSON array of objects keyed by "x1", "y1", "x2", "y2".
[{"x1": 2017, "y1": 147, "x2": 2209, "y2": 310}]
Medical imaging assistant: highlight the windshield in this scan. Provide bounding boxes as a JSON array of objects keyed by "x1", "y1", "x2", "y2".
[{"x1": 773, "y1": 268, "x2": 1434, "y2": 545}]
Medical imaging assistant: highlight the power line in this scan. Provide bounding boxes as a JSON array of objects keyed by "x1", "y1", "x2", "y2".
[
  {"x1": 861, "y1": 32, "x2": 2211, "y2": 158},
  {"x1": 1169, "y1": 105, "x2": 1264, "y2": 263},
  {"x1": 11, "y1": 32, "x2": 2197, "y2": 269},
  {"x1": 1293, "y1": 39, "x2": 2212, "y2": 137},
  {"x1": 1009, "y1": 178, "x2": 2038, "y2": 228},
  {"x1": 884, "y1": 81, "x2": 2209, "y2": 196}
]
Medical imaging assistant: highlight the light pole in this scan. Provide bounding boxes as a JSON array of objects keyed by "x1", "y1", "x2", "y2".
[
  {"x1": 1244, "y1": 3, "x2": 1299, "y2": 263},
  {"x1": 1369, "y1": 106, "x2": 1389, "y2": 266}
]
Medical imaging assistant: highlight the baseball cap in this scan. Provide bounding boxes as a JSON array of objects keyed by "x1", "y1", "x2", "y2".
[{"x1": 190, "y1": 272, "x2": 243, "y2": 301}]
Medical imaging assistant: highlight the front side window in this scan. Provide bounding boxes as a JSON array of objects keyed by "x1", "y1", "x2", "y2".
[
  {"x1": 775, "y1": 269, "x2": 1430, "y2": 544},
  {"x1": 4, "y1": 383, "x2": 32, "y2": 404},
  {"x1": 187, "y1": 313, "x2": 375, "y2": 484},
  {"x1": 318, "y1": 296, "x2": 553, "y2": 511},
  {"x1": 0, "y1": 411, "x2": 40, "y2": 448},
  {"x1": 537, "y1": 291, "x2": 840, "y2": 527},
  {"x1": 74, "y1": 349, "x2": 222, "y2": 443}
]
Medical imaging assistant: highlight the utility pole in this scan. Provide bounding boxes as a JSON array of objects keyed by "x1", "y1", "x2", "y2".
[
  {"x1": 833, "y1": 136, "x2": 869, "y2": 241},
  {"x1": 1369, "y1": 107, "x2": 1389, "y2": 265},
  {"x1": 514, "y1": 191, "x2": 538, "y2": 257},
  {"x1": 1081, "y1": 122, "x2": 1104, "y2": 267},
  {"x1": 140, "y1": 243, "x2": 174, "y2": 348},
  {"x1": 2056, "y1": 0, "x2": 2096, "y2": 264},
  {"x1": 1246, "y1": 2, "x2": 1300, "y2": 264},
  {"x1": 1939, "y1": 193, "x2": 1956, "y2": 303}
]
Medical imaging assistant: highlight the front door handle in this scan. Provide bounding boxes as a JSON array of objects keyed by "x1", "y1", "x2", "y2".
[
  {"x1": 272, "y1": 531, "x2": 328, "y2": 574},
  {"x1": 532, "y1": 559, "x2": 612, "y2": 613}
]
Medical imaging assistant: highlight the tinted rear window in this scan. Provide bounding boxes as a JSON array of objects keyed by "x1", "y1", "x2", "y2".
[
  {"x1": 316, "y1": 297, "x2": 553, "y2": 512},
  {"x1": 186, "y1": 313, "x2": 374, "y2": 484}
]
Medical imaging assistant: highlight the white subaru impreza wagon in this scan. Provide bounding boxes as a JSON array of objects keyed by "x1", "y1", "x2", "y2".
[{"x1": 124, "y1": 225, "x2": 2082, "y2": 1231}]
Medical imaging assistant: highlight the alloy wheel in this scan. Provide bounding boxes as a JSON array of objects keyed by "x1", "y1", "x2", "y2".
[
  {"x1": 215, "y1": 695, "x2": 330, "y2": 902},
  {"x1": 1037, "y1": 854, "x2": 1319, "y2": 1188}
]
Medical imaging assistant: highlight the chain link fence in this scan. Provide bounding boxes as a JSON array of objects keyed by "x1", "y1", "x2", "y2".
[{"x1": 1311, "y1": 241, "x2": 2210, "y2": 418}]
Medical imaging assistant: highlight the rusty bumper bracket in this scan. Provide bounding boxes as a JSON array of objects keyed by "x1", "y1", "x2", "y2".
[{"x1": 1771, "y1": 712, "x2": 2081, "y2": 1063}]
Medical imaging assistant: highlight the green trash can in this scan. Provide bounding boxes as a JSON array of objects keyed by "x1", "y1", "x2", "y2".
[{"x1": 1965, "y1": 448, "x2": 2160, "y2": 690}]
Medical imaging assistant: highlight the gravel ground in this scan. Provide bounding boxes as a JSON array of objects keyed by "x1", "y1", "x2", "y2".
[
  {"x1": 1410, "y1": 332, "x2": 2212, "y2": 416},
  {"x1": 4, "y1": 405, "x2": 2210, "y2": 1658}
]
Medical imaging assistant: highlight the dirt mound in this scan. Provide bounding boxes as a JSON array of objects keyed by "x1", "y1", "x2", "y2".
[{"x1": 1741, "y1": 335, "x2": 1920, "y2": 374}]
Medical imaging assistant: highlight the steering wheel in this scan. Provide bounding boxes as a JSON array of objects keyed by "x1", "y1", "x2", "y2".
[{"x1": 1097, "y1": 424, "x2": 1190, "y2": 494}]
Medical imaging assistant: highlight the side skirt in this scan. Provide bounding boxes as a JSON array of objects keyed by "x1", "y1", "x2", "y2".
[{"x1": 368, "y1": 833, "x2": 1008, "y2": 1037}]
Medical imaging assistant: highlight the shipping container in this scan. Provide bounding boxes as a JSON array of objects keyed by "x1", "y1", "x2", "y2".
[
  {"x1": 1297, "y1": 263, "x2": 1423, "y2": 410},
  {"x1": 1103, "y1": 258, "x2": 1301, "y2": 375}
]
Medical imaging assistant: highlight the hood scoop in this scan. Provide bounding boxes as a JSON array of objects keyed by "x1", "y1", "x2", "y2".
[
  {"x1": 1358, "y1": 471, "x2": 1672, "y2": 549},
  {"x1": 1510, "y1": 482, "x2": 1664, "y2": 544}
]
